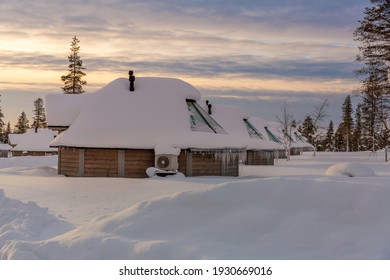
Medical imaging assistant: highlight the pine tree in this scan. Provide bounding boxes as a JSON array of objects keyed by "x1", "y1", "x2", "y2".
[
  {"x1": 14, "y1": 112, "x2": 30, "y2": 134},
  {"x1": 32, "y1": 98, "x2": 47, "y2": 130},
  {"x1": 61, "y1": 36, "x2": 87, "y2": 94},
  {"x1": 352, "y1": 104, "x2": 363, "y2": 151},
  {"x1": 354, "y1": 0, "x2": 390, "y2": 138},
  {"x1": 299, "y1": 115, "x2": 315, "y2": 145},
  {"x1": 324, "y1": 120, "x2": 335, "y2": 151},
  {"x1": 334, "y1": 125, "x2": 346, "y2": 151},
  {"x1": 0, "y1": 95, "x2": 5, "y2": 143},
  {"x1": 4, "y1": 122, "x2": 11, "y2": 144},
  {"x1": 340, "y1": 95, "x2": 354, "y2": 152},
  {"x1": 360, "y1": 77, "x2": 382, "y2": 152}
]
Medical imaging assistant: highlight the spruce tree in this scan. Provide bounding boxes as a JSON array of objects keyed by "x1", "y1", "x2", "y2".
[
  {"x1": 0, "y1": 95, "x2": 5, "y2": 143},
  {"x1": 324, "y1": 120, "x2": 335, "y2": 151},
  {"x1": 354, "y1": 0, "x2": 390, "y2": 137},
  {"x1": 61, "y1": 36, "x2": 87, "y2": 94},
  {"x1": 340, "y1": 95, "x2": 354, "y2": 152},
  {"x1": 4, "y1": 122, "x2": 11, "y2": 144},
  {"x1": 32, "y1": 98, "x2": 47, "y2": 129},
  {"x1": 299, "y1": 115, "x2": 315, "y2": 145},
  {"x1": 14, "y1": 112, "x2": 30, "y2": 134},
  {"x1": 334, "y1": 125, "x2": 346, "y2": 151},
  {"x1": 360, "y1": 78, "x2": 382, "y2": 152},
  {"x1": 352, "y1": 104, "x2": 363, "y2": 151}
]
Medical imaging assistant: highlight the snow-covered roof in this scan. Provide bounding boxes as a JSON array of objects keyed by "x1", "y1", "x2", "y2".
[
  {"x1": 209, "y1": 104, "x2": 282, "y2": 150},
  {"x1": 12, "y1": 129, "x2": 58, "y2": 152},
  {"x1": 250, "y1": 118, "x2": 313, "y2": 149},
  {"x1": 49, "y1": 77, "x2": 245, "y2": 150},
  {"x1": 46, "y1": 94, "x2": 87, "y2": 127},
  {"x1": 248, "y1": 117, "x2": 283, "y2": 143},
  {"x1": 0, "y1": 143, "x2": 12, "y2": 151},
  {"x1": 8, "y1": 134, "x2": 24, "y2": 146}
]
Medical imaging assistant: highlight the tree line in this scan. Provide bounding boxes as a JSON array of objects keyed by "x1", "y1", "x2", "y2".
[
  {"x1": 296, "y1": 0, "x2": 390, "y2": 153},
  {"x1": 297, "y1": 94, "x2": 390, "y2": 153},
  {"x1": 0, "y1": 97, "x2": 47, "y2": 144}
]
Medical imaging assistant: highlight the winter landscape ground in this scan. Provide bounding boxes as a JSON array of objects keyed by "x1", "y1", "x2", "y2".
[{"x1": 0, "y1": 151, "x2": 390, "y2": 260}]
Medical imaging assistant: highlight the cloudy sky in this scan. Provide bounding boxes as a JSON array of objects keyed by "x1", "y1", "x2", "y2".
[{"x1": 0, "y1": 0, "x2": 368, "y2": 127}]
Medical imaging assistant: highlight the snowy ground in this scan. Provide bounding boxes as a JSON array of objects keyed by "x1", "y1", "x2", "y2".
[{"x1": 1, "y1": 151, "x2": 390, "y2": 259}]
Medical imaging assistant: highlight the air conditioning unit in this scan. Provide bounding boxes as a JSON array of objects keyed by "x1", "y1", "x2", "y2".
[{"x1": 154, "y1": 154, "x2": 179, "y2": 171}]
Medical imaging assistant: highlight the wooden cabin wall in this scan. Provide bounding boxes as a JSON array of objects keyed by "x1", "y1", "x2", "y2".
[
  {"x1": 58, "y1": 147, "x2": 240, "y2": 178},
  {"x1": 246, "y1": 150, "x2": 274, "y2": 165},
  {"x1": 124, "y1": 149, "x2": 154, "y2": 178},
  {"x1": 59, "y1": 147, "x2": 80, "y2": 177},
  {"x1": 84, "y1": 149, "x2": 119, "y2": 177},
  {"x1": 290, "y1": 147, "x2": 303, "y2": 156},
  {"x1": 12, "y1": 151, "x2": 57, "y2": 157},
  {"x1": 180, "y1": 150, "x2": 239, "y2": 177}
]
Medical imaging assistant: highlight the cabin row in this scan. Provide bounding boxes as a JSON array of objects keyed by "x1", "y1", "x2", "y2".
[
  {"x1": 0, "y1": 128, "x2": 57, "y2": 158},
  {"x1": 3, "y1": 73, "x2": 313, "y2": 178}
]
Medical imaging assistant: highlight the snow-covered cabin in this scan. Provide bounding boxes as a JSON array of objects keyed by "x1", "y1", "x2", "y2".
[
  {"x1": 0, "y1": 142, "x2": 12, "y2": 158},
  {"x1": 292, "y1": 130, "x2": 314, "y2": 152},
  {"x1": 250, "y1": 119, "x2": 313, "y2": 156},
  {"x1": 46, "y1": 75, "x2": 245, "y2": 178},
  {"x1": 206, "y1": 103, "x2": 283, "y2": 165},
  {"x1": 248, "y1": 117, "x2": 287, "y2": 159},
  {"x1": 10, "y1": 128, "x2": 58, "y2": 157}
]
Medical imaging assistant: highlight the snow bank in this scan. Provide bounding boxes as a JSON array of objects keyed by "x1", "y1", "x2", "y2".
[
  {"x1": 0, "y1": 189, "x2": 73, "y2": 259},
  {"x1": 325, "y1": 162, "x2": 376, "y2": 177},
  {"x1": 4, "y1": 176, "x2": 390, "y2": 260}
]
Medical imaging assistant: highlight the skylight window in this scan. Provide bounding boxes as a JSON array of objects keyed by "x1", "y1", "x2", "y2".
[
  {"x1": 186, "y1": 100, "x2": 227, "y2": 134},
  {"x1": 244, "y1": 119, "x2": 263, "y2": 139},
  {"x1": 264, "y1": 127, "x2": 282, "y2": 143}
]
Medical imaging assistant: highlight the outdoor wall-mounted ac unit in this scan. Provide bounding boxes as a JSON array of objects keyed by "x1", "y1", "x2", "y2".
[{"x1": 154, "y1": 154, "x2": 179, "y2": 171}]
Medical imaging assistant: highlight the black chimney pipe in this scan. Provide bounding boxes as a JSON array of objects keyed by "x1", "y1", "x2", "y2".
[
  {"x1": 129, "y1": 70, "x2": 135, "y2": 92},
  {"x1": 208, "y1": 103, "x2": 212, "y2": 115}
]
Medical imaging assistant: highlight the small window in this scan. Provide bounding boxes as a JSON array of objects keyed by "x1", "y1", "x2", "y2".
[
  {"x1": 264, "y1": 127, "x2": 282, "y2": 143},
  {"x1": 244, "y1": 119, "x2": 263, "y2": 139},
  {"x1": 186, "y1": 101, "x2": 227, "y2": 134}
]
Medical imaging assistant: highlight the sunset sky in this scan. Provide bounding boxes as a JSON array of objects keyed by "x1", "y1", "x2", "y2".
[{"x1": 0, "y1": 0, "x2": 368, "y2": 127}]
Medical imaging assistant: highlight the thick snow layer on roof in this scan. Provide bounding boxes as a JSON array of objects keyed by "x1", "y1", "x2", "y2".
[
  {"x1": 8, "y1": 134, "x2": 23, "y2": 146},
  {"x1": 251, "y1": 118, "x2": 313, "y2": 149},
  {"x1": 45, "y1": 94, "x2": 87, "y2": 127},
  {"x1": 12, "y1": 129, "x2": 58, "y2": 152},
  {"x1": 50, "y1": 77, "x2": 244, "y2": 150},
  {"x1": 210, "y1": 104, "x2": 282, "y2": 150},
  {"x1": 0, "y1": 143, "x2": 12, "y2": 151}
]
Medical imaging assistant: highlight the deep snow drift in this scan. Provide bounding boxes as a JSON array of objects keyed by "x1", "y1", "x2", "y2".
[{"x1": 1, "y1": 152, "x2": 390, "y2": 259}]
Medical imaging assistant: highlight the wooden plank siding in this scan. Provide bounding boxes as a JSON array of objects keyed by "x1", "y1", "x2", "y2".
[
  {"x1": 246, "y1": 150, "x2": 274, "y2": 165},
  {"x1": 12, "y1": 151, "x2": 57, "y2": 157},
  {"x1": 181, "y1": 150, "x2": 239, "y2": 177},
  {"x1": 84, "y1": 149, "x2": 118, "y2": 177},
  {"x1": 58, "y1": 147, "x2": 240, "y2": 178},
  {"x1": 291, "y1": 147, "x2": 303, "y2": 156},
  {"x1": 124, "y1": 149, "x2": 154, "y2": 178},
  {"x1": 59, "y1": 147, "x2": 80, "y2": 177}
]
